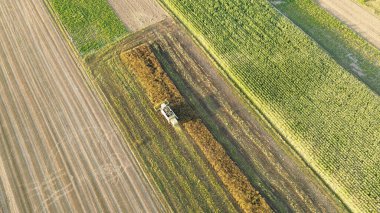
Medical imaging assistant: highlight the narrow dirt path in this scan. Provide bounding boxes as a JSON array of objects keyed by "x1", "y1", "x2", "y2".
[
  {"x1": 0, "y1": 0, "x2": 164, "y2": 212},
  {"x1": 317, "y1": 0, "x2": 380, "y2": 49}
]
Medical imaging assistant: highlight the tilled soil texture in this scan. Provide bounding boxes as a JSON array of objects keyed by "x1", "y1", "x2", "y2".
[
  {"x1": 108, "y1": 0, "x2": 167, "y2": 32},
  {"x1": 317, "y1": 0, "x2": 380, "y2": 49},
  {"x1": 0, "y1": 0, "x2": 164, "y2": 212},
  {"x1": 87, "y1": 19, "x2": 346, "y2": 212}
]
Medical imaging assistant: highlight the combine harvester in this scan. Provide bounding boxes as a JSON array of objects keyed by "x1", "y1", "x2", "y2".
[{"x1": 157, "y1": 101, "x2": 178, "y2": 126}]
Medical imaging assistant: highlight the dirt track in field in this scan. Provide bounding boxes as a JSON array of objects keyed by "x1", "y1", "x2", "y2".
[
  {"x1": 0, "y1": 0, "x2": 164, "y2": 212},
  {"x1": 317, "y1": 0, "x2": 380, "y2": 49},
  {"x1": 107, "y1": 0, "x2": 167, "y2": 31}
]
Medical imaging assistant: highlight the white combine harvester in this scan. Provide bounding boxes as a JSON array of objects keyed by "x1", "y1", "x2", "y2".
[{"x1": 156, "y1": 101, "x2": 178, "y2": 126}]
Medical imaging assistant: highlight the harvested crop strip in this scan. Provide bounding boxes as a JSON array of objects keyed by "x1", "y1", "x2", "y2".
[
  {"x1": 120, "y1": 44, "x2": 271, "y2": 212},
  {"x1": 183, "y1": 120, "x2": 270, "y2": 212},
  {"x1": 120, "y1": 44, "x2": 184, "y2": 107},
  {"x1": 87, "y1": 37, "x2": 239, "y2": 211}
]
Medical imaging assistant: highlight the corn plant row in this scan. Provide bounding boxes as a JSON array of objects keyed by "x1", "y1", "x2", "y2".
[{"x1": 160, "y1": 0, "x2": 380, "y2": 211}]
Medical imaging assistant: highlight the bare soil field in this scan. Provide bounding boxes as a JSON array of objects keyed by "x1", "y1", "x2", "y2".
[
  {"x1": 107, "y1": 0, "x2": 167, "y2": 31},
  {"x1": 88, "y1": 19, "x2": 346, "y2": 212},
  {"x1": 317, "y1": 0, "x2": 380, "y2": 49},
  {"x1": 0, "y1": 0, "x2": 164, "y2": 212}
]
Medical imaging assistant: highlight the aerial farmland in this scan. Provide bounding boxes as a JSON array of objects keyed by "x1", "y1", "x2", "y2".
[{"x1": 0, "y1": 0, "x2": 379, "y2": 212}]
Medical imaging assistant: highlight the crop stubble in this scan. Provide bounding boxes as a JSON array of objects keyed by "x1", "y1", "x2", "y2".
[
  {"x1": 0, "y1": 0, "x2": 163, "y2": 212},
  {"x1": 107, "y1": 0, "x2": 168, "y2": 32}
]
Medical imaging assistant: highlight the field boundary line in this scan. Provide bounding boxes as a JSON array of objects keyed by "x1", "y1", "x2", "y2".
[
  {"x1": 156, "y1": 0, "x2": 350, "y2": 211},
  {"x1": 41, "y1": 1, "x2": 172, "y2": 212},
  {"x1": 270, "y1": 0, "x2": 377, "y2": 95}
]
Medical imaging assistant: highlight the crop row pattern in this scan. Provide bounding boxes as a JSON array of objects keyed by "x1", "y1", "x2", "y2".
[{"x1": 160, "y1": 0, "x2": 380, "y2": 211}]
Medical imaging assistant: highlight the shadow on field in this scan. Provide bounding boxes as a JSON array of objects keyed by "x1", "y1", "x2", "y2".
[{"x1": 152, "y1": 43, "x2": 291, "y2": 211}]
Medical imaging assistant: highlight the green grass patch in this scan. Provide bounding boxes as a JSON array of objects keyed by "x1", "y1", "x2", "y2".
[
  {"x1": 48, "y1": 0, "x2": 127, "y2": 55},
  {"x1": 274, "y1": 0, "x2": 380, "y2": 94},
  {"x1": 159, "y1": 0, "x2": 380, "y2": 211}
]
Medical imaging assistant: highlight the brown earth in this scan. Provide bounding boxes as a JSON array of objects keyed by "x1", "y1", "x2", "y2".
[
  {"x1": 317, "y1": 0, "x2": 380, "y2": 49},
  {"x1": 107, "y1": 0, "x2": 167, "y2": 32},
  {"x1": 0, "y1": 0, "x2": 164, "y2": 212}
]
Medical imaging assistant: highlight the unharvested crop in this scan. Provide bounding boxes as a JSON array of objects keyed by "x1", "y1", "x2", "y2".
[
  {"x1": 275, "y1": 0, "x2": 380, "y2": 94},
  {"x1": 121, "y1": 44, "x2": 271, "y2": 212},
  {"x1": 160, "y1": 0, "x2": 380, "y2": 211}
]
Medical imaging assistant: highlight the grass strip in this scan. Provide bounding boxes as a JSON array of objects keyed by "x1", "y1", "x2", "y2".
[{"x1": 47, "y1": 0, "x2": 127, "y2": 55}]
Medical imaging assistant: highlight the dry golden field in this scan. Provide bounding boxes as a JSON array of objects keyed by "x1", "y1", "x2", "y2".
[{"x1": 0, "y1": 0, "x2": 163, "y2": 212}]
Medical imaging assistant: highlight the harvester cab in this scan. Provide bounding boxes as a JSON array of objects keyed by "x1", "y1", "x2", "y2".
[{"x1": 155, "y1": 101, "x2": 178, "y2": 126}]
